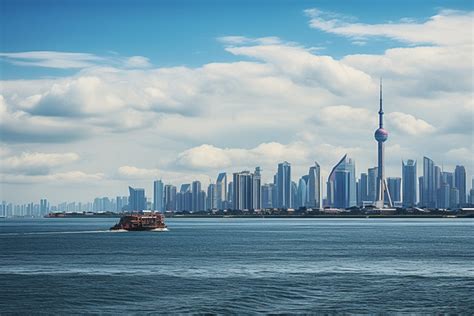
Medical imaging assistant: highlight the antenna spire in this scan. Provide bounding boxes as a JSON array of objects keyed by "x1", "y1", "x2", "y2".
[{"x1": 379, "y1": 77, "x2": 383, "y2": 128}]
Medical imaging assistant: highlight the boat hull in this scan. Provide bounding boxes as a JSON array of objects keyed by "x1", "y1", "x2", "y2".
[{"x1": 110, "y1": 213, "x2": 168, "y2": 232}]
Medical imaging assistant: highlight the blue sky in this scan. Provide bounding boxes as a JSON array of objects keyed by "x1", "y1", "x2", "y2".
[
  {"x1": 0, "y1": 0, "x2": 473, "y2": 203},
  {"x1": 2, "y1": 0, "x2": 472, "y2": 78}
]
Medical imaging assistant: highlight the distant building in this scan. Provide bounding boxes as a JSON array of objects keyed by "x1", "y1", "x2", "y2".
[
  {"x1": 164, "y1": 185, "x2": 177, "y2": 211},
  {"x1": 40, "y1": 199, "x2": 48, "y2": 215},
  {"x1": 227, "y1": 181, "x2": 233, "y2": 209},
  {"x1": 449, "y1": 187, "x2": 460, "y2": 209},
  {"x1": 402, "y1": 160, "x2": 417, "y2": 207},
  {"x1": 216, "y1": 172, "x2": 227, "y2": 210},
  {"x1": 192, "y1": 181, "x2": 202, "y2": 212},
  {"x1": 422, "y1": 157, "x2": 437, "y2": 208},
  {"x1": 437, "y1": 183, "x2": 450, "y2": 209},
  {"x1": 454, "y1": 165, "x2": 466, "y2": 206},
  {"x1": 128, "y1": 186, "x2": 146, "y2": 211},
  {"x1": 252, "y1": 167, "x2": 262, "y2": 209},
  {"x1": 262, "y1": 183, "x2": 274, "y2": 209},
  {"x1": 153, "y1": 180, "x2": 164, "y2": 212},
  {"x1": 207, "y1": 183, "x2": 216, "y2": 210},
  {"x1": 367, "y1": 167, "x2": 378, "y2": 203},
  {"x1": 177, "y1": 184, "x2": 192, "y2": 211},
  {"x1": 277, "y1": 161, "x2": 292, "y2": 209},
  {"x1": 291, "y1": 181, "x2": 298, "y2": 209},
  {"x1": 307, "y1": 162, "x2": 321, "y2": 209},
  {"x1": 387, "y1": 177, "x2": 401, "y2": 204},
  {"x1": 358, "y1": 173, "x2": 368, "y2": 206},
  {"x1": 327, "y1": 154, "x2": 357, "y2": 208},
  {"x1": 296, "y1": 176, "x2": 307, "y2": 209},
  {"x1": 233, "y1": 171, "x2": 253, "y2": 210}
]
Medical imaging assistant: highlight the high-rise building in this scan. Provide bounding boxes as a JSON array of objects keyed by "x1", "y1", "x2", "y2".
[
  {"x1": 374, "y1": 79, "x2": 392, "y2": 208},
  {"x1": 402, "y1": 160, "x2": 417, "y2": 207},
  {"x1": 262, "y1": 183, "x2": 274, "y2": 209},
  {"x1": 422, "y1": 157, "x2": 436, "y2": 208},
  {"x1": 296, "y1": 176, "x2": 307, "y2": 209},
  {"x1": 128, "y1": 186, "x2": 146, "y2": 211},
  {"x1": 437, "y1": 183, "x2": 450, "y2": 209},
  {"x1": 227, "y1": 181, "x2": 233, "y2": 209},
  {"x1": 307, "y1": 162, "x2": 321, "y2": 209},
  {"x1": 252, "y1": 167, "x2": 262, "y2": 209},
  {"x1": 164, "y1": 185, "x2": 177, "y2": 211},
  {"x1": 449, "y1": 187, "x2": 460, "y2": 209},
  {"x1": 40, "y1": 199, "x2": 48, "y2": 215},
  {"x1": 207, "y1": 183, "x2": 216, "y2": 210},
  {"x1": 367, "y1": 167, "x2": 378, "y2": 203},
  {"x1": 177, "y1": 184, "x2": 192, "y2": 211},
  {"x1": 359, "y1": 173, "x2": 368, "y2": 206},
  {"x1": 233, "y1": 171, "x2": 253, "y2": 210},
  {"x1": 192, "y1": 181, "x2": 202, "y2": 212},
  {"x1": 216, "y1": 172, "x2": 227, "y2": 210},
  {"x1": 277, "y1": 161, "x2": 291, "y2": 209},
  {"x1": 291, "y1": 181, "x2": 298, "y2": 209},
  {"x1": 454, "y1": 165, "x2": 466, "y2": 206},
  {"x1": 387, "y1": 177, "x2": 401, "y2": 204},
  {"x1": 153, "y1": 180, "x2": 164, "y2": 212},
  {"x1": 327, "y1": 154, "x2": 357, "y2": 208}
]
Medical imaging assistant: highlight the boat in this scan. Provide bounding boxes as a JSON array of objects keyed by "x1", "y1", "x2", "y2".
[{"x1": 110, "y1": 211, "x2": 168, "y2": 231}]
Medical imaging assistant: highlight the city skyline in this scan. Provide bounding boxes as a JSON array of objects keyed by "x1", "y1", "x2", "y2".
[
  {"x1": 1, "y1": 1, "x2": 473, "y2": 203},
  {"x1": 2, "y1": 154, "x2": 471, "y2": 216}
]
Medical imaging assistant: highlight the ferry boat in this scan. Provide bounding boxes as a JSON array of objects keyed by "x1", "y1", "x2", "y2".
[{"x1": 110, "y1": 211, "x2": 168, "y2": 232}]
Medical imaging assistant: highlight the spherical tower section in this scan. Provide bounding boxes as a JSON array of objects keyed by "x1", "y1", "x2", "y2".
[{"x1": 374, "y1": 127, "x2": 388, "y2": 142}]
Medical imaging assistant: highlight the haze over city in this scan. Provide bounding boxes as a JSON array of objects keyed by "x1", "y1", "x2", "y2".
[{"x1": 1, "y1": 0, "x2": 473, "y2": 204}]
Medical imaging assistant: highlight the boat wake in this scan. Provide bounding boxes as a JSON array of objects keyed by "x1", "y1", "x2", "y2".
[{"x1": 0, "y1": 230, "x2": 112, "y2": 236}]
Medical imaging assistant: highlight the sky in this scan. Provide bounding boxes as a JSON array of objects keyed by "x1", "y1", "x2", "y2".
[{"x1": 0, "y1": 0, "x2": 473, "y2": 204}]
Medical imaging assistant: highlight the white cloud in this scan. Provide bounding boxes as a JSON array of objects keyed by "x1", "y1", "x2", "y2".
[
  {"x1": 0, "y1": 51, "x2": 154, "y2": 69},
  {"x1": 0, "y1": 51, "x2": 103, "y2": 69},
  {"x1": 125, "y1": 56, "x2": 152, "y2": 68},
  {"x1": 0, "y1": 171, "x2": 104, "y2": 184},
  {"x1": 218, "y1": 36, "x2": 283, "y2": 46},
  {"x1": 305, "y1": 8, "x2": 474, "y2": 46},
  {"x1": 1, "y1": 152, "x2": 79, "y2": 175},
  {"x1": 387, "y1": 112, "x2": 436, "y2": 135}
]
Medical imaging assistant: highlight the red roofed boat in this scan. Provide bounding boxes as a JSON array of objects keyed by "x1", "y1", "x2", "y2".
[{"x1": 110, "y1": 212, "x2": 168, "y2": 232}]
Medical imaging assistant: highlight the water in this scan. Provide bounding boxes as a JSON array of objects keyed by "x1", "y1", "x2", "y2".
[{"x1": 0, "y1": 218, "x2": 473, "y2": 314}]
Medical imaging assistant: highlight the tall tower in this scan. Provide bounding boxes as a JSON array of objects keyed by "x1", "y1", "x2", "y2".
[{"x1": 374, "y1": 79, "x2": 392, "y2": 208}]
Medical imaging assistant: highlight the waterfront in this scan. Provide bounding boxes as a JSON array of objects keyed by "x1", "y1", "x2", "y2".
[{"x1": 0, "y1": 218, "x2": 473, "y2": 313}]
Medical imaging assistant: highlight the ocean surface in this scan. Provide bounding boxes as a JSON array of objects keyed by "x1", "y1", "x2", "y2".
[{"x1": 0, "y1": 218, "x2": 473, "y2": 314}]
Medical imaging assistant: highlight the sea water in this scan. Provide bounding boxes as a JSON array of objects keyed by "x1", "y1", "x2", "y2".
[{"x1": 0, "y1": 218, "x2": 473, "y2": 313}]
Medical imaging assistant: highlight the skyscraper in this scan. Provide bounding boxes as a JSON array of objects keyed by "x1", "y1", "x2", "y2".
[
  {"x1": 367, "y1": 167, "x2": 378, "y2": 203},
  {"x1": 291, "y1": 181, "x2": 298, "y2": 209},
  {"x1": 277, "y1": 161, "x2": 291, "y2": 209},
  {"x1": 153, "y1": 180, "x2": 164, "y2": 212},
  {"x1": 296, "y1": 176, "x2": 307, "y2": 209},
  {"x1": 233, "y1": 171, "x2": 253, "y2": 210},
  {"x1": 359, "y1": 173, "x2": 368, "y2": 206},
  {"x1": 164, "y1": 184, "x2": 177, "y2": 211},
  {"x1": 454, "y1": 165, "x2": 466, "y2": 206},
  {"x1": 422, "y1": 157, "x2": 436, "y2": 208},
  {"x1": 262, "y1": 184, "x2": 274, "y2": 209},
  {"x1": 216, "y1": 172, "x2": 227, "y2": 210},
  {"x1": 327, "y1": 154, "x2": 357, "y2": 208},
  {"x1": 387, "y1": 177, "x2": 401, "y2": 204},
  {"x1": 192, "y1": 181, "x2": 202, "y2": 212},
  {"x1": 40, "y1": 199, "x2": 48, "y2": 216},
  {"x1": 177, "y1": 184, "x2": 192, "y2": 211},
  {"x1": 252, "y1": 167, "x2": 262, "y2": 210},
  {"x1": 307, "y1": 162, "x2": 322, "y2": 209},
  {"x1": 128, "y1": 186, "x2": 146, "y2": 211},
  {"x1": 207, "y1": 183, "x2": 216, "y2": 210},
  {"x1": 374, "y1": 79, "x2": 392, "y2": 208},
  {"x1": 402, "y1": 159, "x2": 417, "y2": 207}
]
